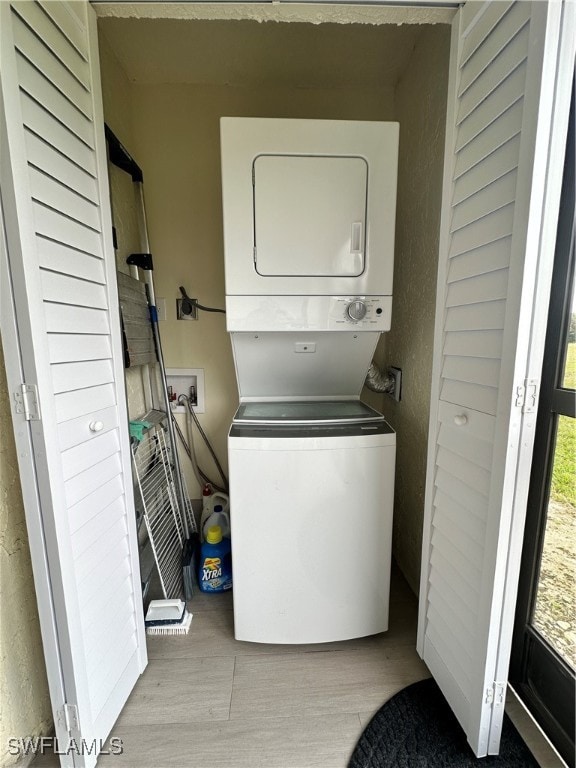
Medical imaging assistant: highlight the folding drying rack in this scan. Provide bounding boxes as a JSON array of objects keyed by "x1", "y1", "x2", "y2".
[{"x1": 106, "y1": 125, "x2": 196, "y2": 600}]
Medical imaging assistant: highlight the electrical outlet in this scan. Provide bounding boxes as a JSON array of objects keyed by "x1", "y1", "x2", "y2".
[
  {"x1": 177, "y1": 298, "x2": 198, "y2": 320},
  {"x1": 387, "y1": 366, "x2": 402, "y2": 402}
]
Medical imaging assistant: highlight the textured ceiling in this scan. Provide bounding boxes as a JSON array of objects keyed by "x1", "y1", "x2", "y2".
[
  {"x1": 97, "y1": 17, "x2": 430, "y2": 89},
  {"x1": 92, "y1": 2, "x2": 456, "y2": 26}
]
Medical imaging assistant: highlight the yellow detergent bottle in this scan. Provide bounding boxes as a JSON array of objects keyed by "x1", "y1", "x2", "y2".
[{"x1": 198, "y1": 525, "x2": 232, "y2": 593}]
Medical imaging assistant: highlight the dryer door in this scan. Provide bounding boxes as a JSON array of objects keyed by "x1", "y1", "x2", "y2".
[{"x1": 254, "y1": 155, "x2": 367, "y2": 277}]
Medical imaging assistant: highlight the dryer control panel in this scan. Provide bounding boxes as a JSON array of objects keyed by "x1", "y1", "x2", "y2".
[
  {"x1": 226, "y1": 295, "x2": 392, "y2": 332},
  {"x1": 330, "y1": 297, "x2": 388, "y2": 328}
]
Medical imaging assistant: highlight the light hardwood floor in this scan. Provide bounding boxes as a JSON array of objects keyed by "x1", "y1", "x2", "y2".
[{"x1": 31, "y1": 565, "x2": 565, "y2": 767}]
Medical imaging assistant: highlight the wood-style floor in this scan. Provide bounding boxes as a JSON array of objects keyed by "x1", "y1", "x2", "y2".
[{"x1": 32, "y1": 565, "x2": 564, "y2": 767}]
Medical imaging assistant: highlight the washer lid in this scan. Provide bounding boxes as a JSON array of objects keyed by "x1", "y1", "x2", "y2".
[{"x1": 233, "y1": 399, "x2": 384, "y2": 425}]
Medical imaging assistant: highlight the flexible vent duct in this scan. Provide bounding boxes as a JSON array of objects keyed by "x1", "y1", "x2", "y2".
[{"x1": 365, "y1": 362, "x2": 395, "y2": 394}]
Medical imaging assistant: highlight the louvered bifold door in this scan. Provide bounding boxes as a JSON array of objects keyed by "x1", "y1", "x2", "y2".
[
  {"x1": 0, "y1": 2, "x2": 147, "y2": 765},
  {"x1": 418, "y1": 0, "x2": 574, "y2": 759}
]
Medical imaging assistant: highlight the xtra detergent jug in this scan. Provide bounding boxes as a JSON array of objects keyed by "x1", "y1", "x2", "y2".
[{"x1": 198, "y1": 525, "x2": 232, "y2": 593}]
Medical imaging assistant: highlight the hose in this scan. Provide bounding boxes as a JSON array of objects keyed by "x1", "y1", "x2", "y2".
[
  {"x1": 177, "y1": 394, "x2": 229, "y2": 493},
  {"x1": 173, "y1": 410, "x2": 227, "y2": 494},
  {"x1": 172, "y1": 414, "x2": 207, "y2": 488}
]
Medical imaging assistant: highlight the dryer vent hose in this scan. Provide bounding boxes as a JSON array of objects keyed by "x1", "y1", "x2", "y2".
[{"x1": 365, "y1": 361, "x2": 395, "y2": 394}]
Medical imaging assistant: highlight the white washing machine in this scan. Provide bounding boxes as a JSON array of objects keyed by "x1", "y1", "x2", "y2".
[
  {"x1": 220, "y1": 118, "x2": 399, "y2": 643},
  {"x1": 229, "y1": 401, "x2": 395, "y2": 644}
]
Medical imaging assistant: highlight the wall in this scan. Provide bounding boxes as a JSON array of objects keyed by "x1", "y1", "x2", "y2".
[
  {"x1": 383, "y1": 25, "x2": 451, "y2": 593},
  {"x1": 0, "y1": 342, "x2": 52, "y2": 767},
  {"x1": 129, "y1": 81, "x2": 396, "y2": 497}
]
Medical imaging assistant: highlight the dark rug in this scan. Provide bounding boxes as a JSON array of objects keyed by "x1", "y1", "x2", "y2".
[{"x1": 348, "y1": 678, "x2": 539, "y2": 767}]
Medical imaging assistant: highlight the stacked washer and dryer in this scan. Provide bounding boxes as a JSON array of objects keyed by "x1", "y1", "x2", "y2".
[{"x1": 220, "y1": 118, "x2": 399, "y2": 644}]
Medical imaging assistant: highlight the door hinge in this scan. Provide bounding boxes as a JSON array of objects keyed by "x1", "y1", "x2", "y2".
[
  {"x1": 515, "y1": 379, "x2": 538, "y2": 413},
  {"x1": 253, "y1": 246, "x2": 257, "y2": 263},
  {"x1": 485, "y1": 681, "x2": 506, "y2": 707},
  {"x1": 14, "y1": 384, "x2": 40, "y2": 421},
  {"x1": 252, "y1": 165, "x2": 255, "y2": 185},
  {"x1": 57, "y1": 703, "x2": 80, "y2": 735}
]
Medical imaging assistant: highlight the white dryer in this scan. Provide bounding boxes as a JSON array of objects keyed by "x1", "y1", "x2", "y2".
[
  {"x1": 221, "y1": 117, "x2": 399, "y2": 332},
  {"x1": 220, "y1": 118, "x2": 399, "y2": 644}
]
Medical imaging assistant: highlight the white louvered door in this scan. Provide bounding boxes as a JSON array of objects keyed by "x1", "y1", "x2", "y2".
[
  {"x1": 418, "y1": 0, "x2": 575, "y2": 758},
  {"x1": 0, "y1": 2, "x2": 146, "y2": 765}
]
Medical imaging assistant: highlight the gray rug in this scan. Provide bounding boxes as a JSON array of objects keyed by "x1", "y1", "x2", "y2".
[{"x1": 348, "y1": 678, "x2": 539, "y2": 767}]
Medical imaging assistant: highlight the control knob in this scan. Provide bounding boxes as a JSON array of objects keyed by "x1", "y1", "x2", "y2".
[{"x1": 346, "y1": 299, "x2": 367, "y2": 322}]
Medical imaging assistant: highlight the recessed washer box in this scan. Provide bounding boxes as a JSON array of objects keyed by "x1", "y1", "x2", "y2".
[
  {"x1": 165, "y1": 368, "x2": 205, "y2": 414},
  {"x1": 220, "y1": 118, "x2": 399, "y2": 300}
]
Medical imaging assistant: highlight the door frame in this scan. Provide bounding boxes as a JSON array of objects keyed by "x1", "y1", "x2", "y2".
[
  {"x1": 1, "y1": 0, "x2": 573, "y2": 761},
  {"x1": 510, "y1": 85, "x2": 575, "y2": 767},
  {"x1": 483, "y1": 1, "x2": 575, "y2": 752}
]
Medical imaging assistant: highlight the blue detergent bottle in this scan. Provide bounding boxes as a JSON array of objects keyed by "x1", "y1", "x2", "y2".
[{"x1": 198, "y1": 524, "x2": 232, "y2": 593}]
